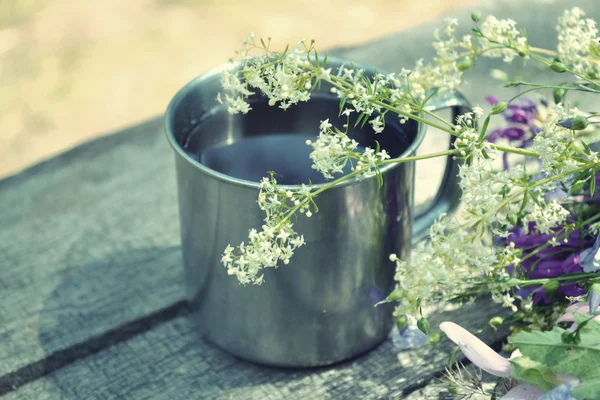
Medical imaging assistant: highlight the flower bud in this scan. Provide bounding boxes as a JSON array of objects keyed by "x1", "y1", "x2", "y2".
[
  {"x1": 396, "y1": 314, "x2": 408, "y2": 331},
  {"x1": 553, "y1": 88, "x2": 567, "y2": 104},
  {"x1": 471, "y1": 11, "x2": 482, "y2": 22},
  {"x1": 558, "y1": 116, "x2": 589, "y2": 130},
  {"x1": 488, "y1": 316, "x2": 504, "y2": 329},
  {"x1": 543, "y1": 280, "x2": 560, "y2": 298},
  {"x1": 417, "y1": 317, "x2": 430, "y2": 334},
  {"x1": 550, "y1": 60, "x2": 568, "y2": 73},
  {"x1": 457, "y1": 58, "x2": 472, "y2": 72},
  {"x1": 491, "y1": 101, "x2": 508, "y2": 115},
  {"x1": 427, "y1": 332, "x2": 442, "y2": 344},
  {"x1": 386, "y1": 290, "x2": 402, "y2": 302},
  {"x1": 570, "y1": 180, "x2": 586, "y2": 194}
]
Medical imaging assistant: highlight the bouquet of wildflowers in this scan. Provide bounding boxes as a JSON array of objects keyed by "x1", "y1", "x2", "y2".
[{"x1": 217, "y1": 7, "x2": 600, "y2": 399}]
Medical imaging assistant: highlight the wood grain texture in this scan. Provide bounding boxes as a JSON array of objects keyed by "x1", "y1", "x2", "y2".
[
  {"x1": 0, "y1": 119, "x2": 184, "y2": 377},
  {"x1": 4, "y1": 301, "x2": 506, "y2": 400},
  {"x1": 0, "y1": 31, "x2": 448, "y2": 382},
  {"x1": 2, "y1": 0, "x2": 599, "y2": 397}
]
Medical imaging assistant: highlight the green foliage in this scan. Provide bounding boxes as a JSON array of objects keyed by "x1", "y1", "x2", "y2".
[
  {"x1": 509, "y1": 314, "x2": 600, "y2": 399},
  {"x1": 509, "y1": 356, "x2": 560, "y2": 392},
  {"x1": 417, "y1": 317, "x2": 430, "y2": 334}
]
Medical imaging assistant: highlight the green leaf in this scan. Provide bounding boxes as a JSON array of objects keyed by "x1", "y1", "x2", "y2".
[
  {"x1": 573, "y1": 380, "x2": 600, "y2": 399},
  {"x1": 354, "y1": 113, "x2": 366, "y2": 128},
  {"x1": 582, "y1": 141, "x2": 593, "y2": 154},
  {"x1": 360, "y1": 114, "x2": 369, "y2": 128},
  {"x1": 509, "y1": 322, "x2": 600, "y2": 399},
  {"x1": 339, "y1": 96, "x2": 347, "y2": 115},
  {"x1": 478, "y1": 115, "x2": 491, "y2": 141},
  {"x1": 509, "y1": 356, "x2": 559, "y2": 392}
]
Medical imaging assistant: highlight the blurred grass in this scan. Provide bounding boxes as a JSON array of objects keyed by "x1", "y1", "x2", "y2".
[
  {"x1": 0, "y1": 0, "x2": 478, "y2": 178},
  {"x1": 0, "y1": 0, "x2": 46, "y2": 29}
]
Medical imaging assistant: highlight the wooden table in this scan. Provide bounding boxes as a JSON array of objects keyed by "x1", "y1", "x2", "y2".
[{"x1": 1, "y1": 1, "x2": 596, "y2": 398}]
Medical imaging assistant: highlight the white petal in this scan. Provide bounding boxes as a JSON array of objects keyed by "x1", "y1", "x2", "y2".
[
  {"x1": 509, "y1": 349, "x2": 523, "y2": 359},
  {"x1": 556, "y1": 302, "x2": 589, "y2": 323},
  {"x1": 440, "y1": 322, "x2": 512, "y2": 377}
]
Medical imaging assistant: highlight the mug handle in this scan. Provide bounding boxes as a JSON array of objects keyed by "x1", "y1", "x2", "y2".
[{"x1": 411, "y1": 91, "x2": 471, "y2": 242}]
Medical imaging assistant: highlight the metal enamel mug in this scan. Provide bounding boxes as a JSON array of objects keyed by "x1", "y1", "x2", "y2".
[{"x1": 165, "y1": 56, "x2": 469, "y2": 367}]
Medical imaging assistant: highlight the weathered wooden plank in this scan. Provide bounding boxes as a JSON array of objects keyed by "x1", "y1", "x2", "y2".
[
  {"x1": 0, "y1": 27, "x2": 448, "y2": 381},
  {"x1": 0, "y1": 119, "x2": 184, "y2": 376},
  {"x1": 1, "y1": 0, "x2": 598, "y2": 393},
  {"x1": 4, "y1": 300, "x2": 506, "y2": 400}
]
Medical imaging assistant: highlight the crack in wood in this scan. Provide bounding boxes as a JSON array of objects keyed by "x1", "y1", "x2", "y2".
[{"x1": 0, "y1": 300, "x2": 189, "y2": 396}]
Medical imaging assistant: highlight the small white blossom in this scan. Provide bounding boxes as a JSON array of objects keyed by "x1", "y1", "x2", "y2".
[
  {"x1": 309, "y1": 122, "x2": 360, "y2": 179},
  {"x1": 478, "y1": 16, "x2": 528, "y2": 62},
  {"x1": 522, "y1": 200, "x2": 570, "y2": 235},
  {"x1": 369, "y1": 115, "x2": 385, "y2": 134},
  {"x1": 557, "y1": 7, "x2": 600, "y2": 78}
]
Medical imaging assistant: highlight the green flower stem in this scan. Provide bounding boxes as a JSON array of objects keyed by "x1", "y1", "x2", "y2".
[
  {"x1": 529, "y1": 52, "x2": 599, "y2": 88},
  {"x1": 519, "y1": 213, "x2": 600, "y2": 264},
  {"x1": 490, "y1": 144, "x2": 539, "y2": 157},
  {"x1": 322, "y1": 77, "x2": 543, "y2": 158},
  {"x1": 323, "y1": 76, "x2": 457, "y2": 136},
  {"x1": 380, "y1": 148, "x2": 461, "y2": 165},
  {"x1": 507, "y1": 81, "x2": 600, "y2": 95},
  {"x1": 372, "y1": 99, "x2": 461, "y2": 137},
  {"x1": 276, "y1": 148, "x2": 461, "y2": 231},
  {"x1": 466, "y1": 163, "x2": 594, "y2": 229},
  {"x1": 453, "y1": 272, "x2": 600, "y2": 299},
  {"x1": 528, "y1": 46, "x2": 557, "y2": 57},
  {"x1": 515, "y1": 272, "x2": 600, "y2": 287}
]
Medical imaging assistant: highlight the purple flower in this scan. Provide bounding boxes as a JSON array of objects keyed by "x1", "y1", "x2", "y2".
[
  {"x1": 505, "y1": 104, "x2": 537, "y2": 124},
  {"x1": 485, "y1": 96, "x2": 541, "y2": 170},
  {"x1": 486, "y1": 95, "x2": 500, "y2": 105},
  {"x1": 561, "y1": 252, "x2": 583, "y2": 274},
  {"x1": 556, "y1": 301, "x2": 600, "y2": 325},
  {"x1": 505, "y1": 225, "x2": 593, "y2": 305},
  {"x1": 556, "y1": 284, "x2": 586, "y2": 299},
  {"x1": 488, "y1": 126, "x2": 527, "y2": 143}
]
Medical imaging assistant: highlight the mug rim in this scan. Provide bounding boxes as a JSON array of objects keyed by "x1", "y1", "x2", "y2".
[{"x1": 164, "y1": 55, "x2": 426, "y2": 190}]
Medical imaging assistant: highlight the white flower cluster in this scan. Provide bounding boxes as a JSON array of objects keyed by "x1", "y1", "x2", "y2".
[
  {"x1": 522, "y1": 200, "x2": 570, "y2": 235},
  {"x1": 458, "y1": 158, "x2": 523, "y2": 232},
  {"x1": 532, "y1": 104, "x2": 577, "y2": 174},
  {"x1": 390, "y1": 215, "x2": 499, "y2": 316},
  {"x1": 221, "y1": 176, "x2": 309, "y2": 284},
  {"x1": 330, "y1": 68, "x2": 411, "y2": 130},
  {"x1": 557, "y1": 7, "x2": 600, "y2": 78},
  {"x1": 453, "y1": 107, "x2": 486, "y2": 158},
  {"x1": 308, "y1": 118, "x2": 390, "y2": 179},
  {"x1": 218, "y1": 35, "x2": 315, "y2": 114},
  {"x1": 478, "y1": 16, "x2": 528, "y2": 62},
  {"x1": 308, "y1": 119, "x2": 360, "y2": 179},
  {"x1": 408, "y1": 18, "x2": 474, "y2": 100}
]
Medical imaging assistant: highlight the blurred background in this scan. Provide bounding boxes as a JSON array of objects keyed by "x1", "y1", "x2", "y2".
[{"x1": 0, "y1": 0, "x2": 477, "y2": 178}]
